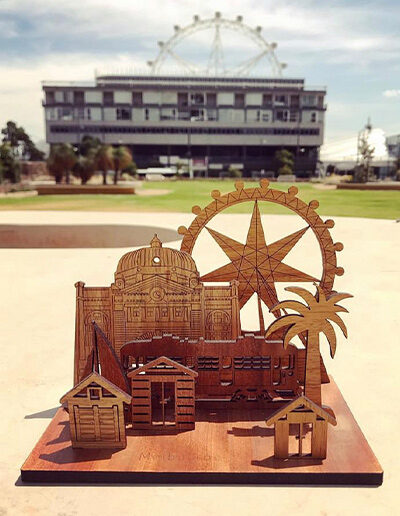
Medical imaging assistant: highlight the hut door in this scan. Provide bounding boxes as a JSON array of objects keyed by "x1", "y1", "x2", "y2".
[
  {"x1": 151, "y1": 381, "x2": 176, "y2": 426},
  {"x1": 290, "y1": 423, "x2": 312, "y2": 456}
]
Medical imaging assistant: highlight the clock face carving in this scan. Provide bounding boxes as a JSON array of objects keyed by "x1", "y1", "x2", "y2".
[{"x1": 150, "y1": 287, "x2": 165, "y2": 301}]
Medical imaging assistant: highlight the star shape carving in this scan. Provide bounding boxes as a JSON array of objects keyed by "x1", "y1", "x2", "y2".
[{"x1": 200, "y1": 201, "x2": 318, "y2": 314}]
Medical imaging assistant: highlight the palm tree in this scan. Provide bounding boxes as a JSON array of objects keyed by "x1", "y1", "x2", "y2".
[
  {"x1": 112, "y1": 146, "x2": 132, "y2": 185},
  {"x1": 94, "y1": 145, "x2": 113, "y2": 185},
  {"x1": 265, "y1": 285, "x2": 352, "y2": 406},
  {"x1": 73, "y1": 153, "x2": 96, "y2": 185},
  {"x1": 47, "y1": 143, "x2": 77, "y2": 184}
]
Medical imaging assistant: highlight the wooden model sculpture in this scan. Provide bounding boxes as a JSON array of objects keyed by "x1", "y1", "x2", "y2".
[
  {"x1": 22, "y1": 179, "x2": 384, "y2": 484},
  {"x1": 61, "y1": 180, "x2": 351, "y2": 459}
]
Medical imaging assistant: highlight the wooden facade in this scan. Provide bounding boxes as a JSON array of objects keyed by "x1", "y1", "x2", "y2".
[
  {"x1": 60, "y1": 372, "x2": 131, "y2": 449},
  {"x1": 74, "y1": 235, "x2": 240, "y2": 384},
  {"x1": 128, "y1": 356, "x2": 198, "y2": 430},
  {"x1": 266, "y1": 395, "x2": 337, "y2": 459}
]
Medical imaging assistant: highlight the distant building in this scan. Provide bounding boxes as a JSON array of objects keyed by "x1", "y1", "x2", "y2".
[
  {"x1": 321, "y1": 127, "x2": 396, "y2": 178},
  {"x1": 386, "y1": 134, "x2": 400, "y2": 160},
  {"x1": 42, "y1": 73, "x2": 326, "y2": 177}
]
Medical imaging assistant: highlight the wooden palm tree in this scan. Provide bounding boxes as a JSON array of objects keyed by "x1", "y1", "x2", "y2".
[{"x1": 265, "y1": 285, "x2": 352, "y2": 406}]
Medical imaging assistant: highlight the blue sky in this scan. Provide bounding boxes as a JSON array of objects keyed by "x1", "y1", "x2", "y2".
[{"x1": 0, "y1": 0, "x2": 399, "y2": 145}]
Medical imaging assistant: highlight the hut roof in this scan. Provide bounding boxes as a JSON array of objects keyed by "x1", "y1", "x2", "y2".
[
  {"x1": 128, "y1": 355, "x2": 198, "y2": 378},
  {"x1": 60, "y1": 371, "x2": 132, "y2": 404},
  {"x1": 265, "y1": 395, "x2": 337, "y2": 427}
]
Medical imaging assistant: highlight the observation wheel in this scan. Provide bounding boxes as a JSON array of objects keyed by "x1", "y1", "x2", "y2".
[
  {"x1": 148, "y1": 12, "x2": 287, "y2": 77},
  {"x1": 178, "y1": 181, "x2": 344, "y2": 331}
]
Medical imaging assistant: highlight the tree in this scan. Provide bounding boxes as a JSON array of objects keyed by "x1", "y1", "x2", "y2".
[
  {"x1": 354, "y1": 125, "x2": 375, "y2": 183},
  {"x1": 1, "y1": 121, "x2": 44, "y2": 161},
  {"x1": 47, "y1": 144, "x2": 77, "y2": 184},
  {"x1": 112, "y1": 146, "x2": 133, "y2": 184},
  {"x1": 275, "y1": 149, "x2": 294, "y2": 176},
  {"x1": 79, "y1": 135, "x2": 101, "y2": 157},
  {"x1": 265, "y1": 285, "x2": 351, "y2": 406},
  {"x1": 121, "y1": 161, "x2": 137, "y2": 178},
  {"x1": 94, "y1": 145, "x2": 114, "y2": 185},
  {"x1": 326, "y1": 164, "x2": 337, "y2": 176},
  {"x1": 0, "y1": 142, "x2": 20, "y2": 183},
  {"x1": 73, "y1": 154, "x2": 96, "y2": 185}
]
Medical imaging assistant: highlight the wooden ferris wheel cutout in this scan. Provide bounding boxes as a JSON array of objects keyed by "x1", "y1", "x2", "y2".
[{"x1": 178, "y1": 179, "x2": 345, "y2": 332}]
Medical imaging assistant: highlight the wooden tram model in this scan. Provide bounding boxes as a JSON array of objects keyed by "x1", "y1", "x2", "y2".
[
  {"x1": 120, "y1": 335, "x2": 329, "y2": 402},
  {"x1": 62, "y1": 180, "x2": 352, "y2": 460}
]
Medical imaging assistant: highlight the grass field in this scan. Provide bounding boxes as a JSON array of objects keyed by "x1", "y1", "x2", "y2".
[{"x1": 0, "y1": 180, "x2": 399, "y2": 219}]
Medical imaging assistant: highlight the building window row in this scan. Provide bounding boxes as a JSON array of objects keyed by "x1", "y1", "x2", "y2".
[
  {"x1": 50, "y1": 125, "x2": 320, "y2": 136},
  {"x1": 45, "y1": 90, "x2": 324, "y2": 108},
  {"x1": 46, "y1": 106, "x2": 320, "y2": 123}
]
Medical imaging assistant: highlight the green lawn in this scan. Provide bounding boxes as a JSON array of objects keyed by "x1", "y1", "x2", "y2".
[{"x1": 0, "y1": 180, "x2": 399, "y2": 219}]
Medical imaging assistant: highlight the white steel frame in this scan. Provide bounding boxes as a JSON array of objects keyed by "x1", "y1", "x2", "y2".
[{"x1": 147, "y1": 12, "x2": 287, "y2": 77}]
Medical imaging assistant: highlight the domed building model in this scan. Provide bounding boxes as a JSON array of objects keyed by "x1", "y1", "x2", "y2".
[{"x1": 74, "y1": 235, "x2": 240, "y2": 384}]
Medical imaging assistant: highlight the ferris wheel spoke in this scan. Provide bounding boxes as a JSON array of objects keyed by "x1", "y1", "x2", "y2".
[
  {"x1": 234, "y1": 49, "x2": 269, "y2": 75},
  {"x1": 207, "y1": 22, "x2": 226, "y2": 75},
  {"x1": 165, "y1": 48, "x2": 198, "y2": 74}
]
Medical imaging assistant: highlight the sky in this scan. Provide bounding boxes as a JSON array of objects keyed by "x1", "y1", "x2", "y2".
[{"x1": 0, "y1": 0, "x2": 399, "y2": 148}]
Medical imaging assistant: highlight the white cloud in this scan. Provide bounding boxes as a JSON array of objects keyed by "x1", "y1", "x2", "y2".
[
  {"x1": 0, "y1": 1, "x2": 399, "y2": 142},
  {"x1": 383, "y1": 89, "x2": 400, "y2": 98},
  {"x1": 0, "y1": 53, "x2": 143, "y2": 141}
]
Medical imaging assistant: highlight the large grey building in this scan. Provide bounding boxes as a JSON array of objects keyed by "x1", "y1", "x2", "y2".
[{"x1": 42, "y1": 73, "x2": 326, "y2": 176}]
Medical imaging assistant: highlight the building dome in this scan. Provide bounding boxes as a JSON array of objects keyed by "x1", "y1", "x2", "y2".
[{"x1": 116, "y1": 234, "x2": 198, "y2": 275}]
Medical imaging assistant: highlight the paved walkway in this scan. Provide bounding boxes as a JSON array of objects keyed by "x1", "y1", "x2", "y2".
[{"x1": 0, "y1": 210, "x2": 399, "y2": 516}]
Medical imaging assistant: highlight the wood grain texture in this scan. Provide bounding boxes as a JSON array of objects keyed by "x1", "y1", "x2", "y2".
[
  {"x1": 74, "y1": 234, "x2": 241, "y2": 384},
  {"x1": 266, "y1": 286, "x2": 351, "y2": 406},
  {"x1": 121, "y1": 335, "x2": 309, "y2": 402},
  {"x1": 21, "y1": 378, "x2": 383, "y2": 485},
  {"x1": 179, "y1": 180, "x2": 344, "y2": 297},
  {"x1": 266, "y1": 395, "x2": 336, "y2": 460},
  {"x1": 60, "y1": 372, "x2": 131, "y2": 449},
  {"x1": 200, "y1": 201, "x2": 317, "y2": 319},
  {"x1": 65, "y1": 182, "x2": 350, "y2": 456},
  {"x1": 128, "y1": 356, "x2": 197, "y2": 429}
]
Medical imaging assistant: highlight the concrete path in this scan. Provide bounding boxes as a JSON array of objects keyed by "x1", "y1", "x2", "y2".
[{"x1": 0, "y1": 210, "x2": 399, "y2": 516}]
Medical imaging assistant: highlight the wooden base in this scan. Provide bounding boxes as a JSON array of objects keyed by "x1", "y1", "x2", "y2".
[{"x1": 21, "y1": 378, "x2": 383, "y2": 485}]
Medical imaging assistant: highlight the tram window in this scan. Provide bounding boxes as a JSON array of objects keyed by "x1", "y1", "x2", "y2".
[
  {"x1": 186, "y1": 356, "x2": 195, "y2": 368},
  {"x1": 221, "y1": 357, "x2": 232, "y2": 369},
  {"x1": 198, "y1": 356, "x2": 219, "y2": 370},
  {"x1": 234, "y1": 356, "x2": 272, "y2": 369}
]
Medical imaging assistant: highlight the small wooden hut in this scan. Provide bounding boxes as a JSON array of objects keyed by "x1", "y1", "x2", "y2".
[
  {"x1": 60, "y1": 371, "x2": 131, "y2": 449},
  {"x1": 128, "y1": 356, "x2": 198, "y2": 430},
  {"x1": 266, "y1": 395, "x2": 337, "y2": 459}
]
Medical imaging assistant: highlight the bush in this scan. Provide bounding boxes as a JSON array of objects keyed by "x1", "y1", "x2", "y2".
[
  {"x1": 278, "y1": 164, "x2": 293, "y2": 175},
  {"x1": 227, "y1": 166, "x2": 242, "y2": 178},
  {"x1": 275, "y1": 149, "x2": 294, "y2": 175},
  {"x1": 122, "y1": 162, "x2": 137, "y2": 178}
]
